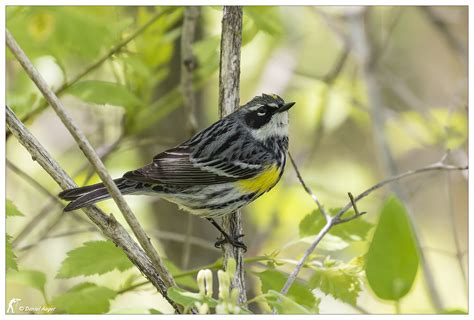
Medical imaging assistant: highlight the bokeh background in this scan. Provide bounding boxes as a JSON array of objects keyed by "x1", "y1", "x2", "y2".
[{"x1": 6, "y1": 6, "x2": 467, "y2": 314}]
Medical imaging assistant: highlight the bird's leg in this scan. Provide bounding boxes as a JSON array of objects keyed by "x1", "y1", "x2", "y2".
[{"x1": 206, "y1": 218, "x2": 247, "y2": 252}]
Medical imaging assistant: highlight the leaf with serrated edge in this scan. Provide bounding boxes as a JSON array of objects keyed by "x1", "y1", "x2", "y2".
[
  {"x1": 299, "y1": 208, "x2": 373, "y2": 241},
  {"x1": 52, "y1": 282, "x2": 116, "y2": 314},
  {"x1": 6, "y1": 199, "x2": 24, "y2": 217},
  {"x1": 258, "y1": 269, "x2": 316, "y2": 309},
  {"x1": 309, "y1": 258, "x2": 362, "y2": 306},
  {"x1": 6, "y1": 235, "x2": 18, "y2": 271},
  {"x1": 57, "y1": 240, "x2": 133, "y2": 278}
]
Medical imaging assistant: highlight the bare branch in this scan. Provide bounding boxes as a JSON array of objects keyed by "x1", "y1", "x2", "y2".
[
  {"x1": 6, "y1": 29, "x2": 182, "y2": 312},
  {"x1": 180, "y1": 6, "x2": 201, "y2": 270},
  {"x1": 6, "y1": 105, "x2": 180, "y2": 312},
  {"x1": 349, "y1": 9, "x2": 460, "y2": 310},
  {"x1": 288, "y1": 152, "x2": 329, "y2": 221},
  {"x1": 218, "y1": 6, "x2": 246, "y2": 304},
  {"x1": 7, "y1": 159, "x2": 65, "y2": 247},
  {"x1": 280, "y1": 152, "x2": 467, "y2": 300},
  {"x1": 180, "y1": 6, "x2": 200, "y2": 136},
  {"x1": 335, "y1": 156, "x2": 467, "y2": 220}
]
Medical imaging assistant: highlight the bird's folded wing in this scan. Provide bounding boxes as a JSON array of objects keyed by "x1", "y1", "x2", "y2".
[{"x1": 123, "y1": 145, "x2": 263, "y2": 185}]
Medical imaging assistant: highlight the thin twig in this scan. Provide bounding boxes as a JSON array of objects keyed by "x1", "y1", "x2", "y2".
[
  {"x1": 7, "y1": 159, "x2": 65, "y2": 246},
  {"x1": 6, "y1": 30, "x2": 181, "y2": 312},
  {"x1": 180, "y1": 6, "x2": 200, "y2": 270},
  {"x1": 6, "y1": 105, "x2": 180, "y2": 312},
  {"x1": 280, "y1": 152, "x2": 467, "y2": 299},
  {"x1": 7, "y1": 7, "x2": 173, "y2": 135},
  {"x1": 349, "y1": 8, "x2": 444, "y2": 311},
  {"x1": 288, "y1": 152, "x2": 329, "y2": 221},
  {"x1": 17, "y1": 228, "x2": 219, "y2": 253},
  {"x1": 369, "y1": 7, "x2": 404, "y2": 69},
  {"x1": 117, "y1": 255, "x2": 276, "y2": 295},
  {"x1": 81, "y1": 133, "x2": 124, "y2": 186},
  {"x1": 218, "y1": 5, "x2": 246, "y2": 304}
]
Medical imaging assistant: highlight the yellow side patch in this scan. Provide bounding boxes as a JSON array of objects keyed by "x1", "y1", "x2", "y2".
[{"x1": 236, "y1": 165, "x2": 281, "y2": 194}]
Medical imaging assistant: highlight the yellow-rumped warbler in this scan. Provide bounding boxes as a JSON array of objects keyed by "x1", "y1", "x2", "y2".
[{"x1": 59, "y1": 93, "x2": 295, "y2": 249}]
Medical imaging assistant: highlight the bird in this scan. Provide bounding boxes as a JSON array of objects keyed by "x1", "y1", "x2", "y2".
[{"x1": 59, "y1": 93, "x2": 295, "y2": 250}]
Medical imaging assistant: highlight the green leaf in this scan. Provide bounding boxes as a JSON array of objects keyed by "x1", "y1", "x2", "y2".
[
  {"x1": 296, "y1": 234, "x2": 349, "y2": 251},
  {"x1": 265, "y1": 290, "x2": 316, "y2": 314},
  {"x1": 167, "y1": 286, "x2": 218, "y2": 309},
  {"x1": 57, "y1": 240, "x2": 133, "y2": 278},
  {"x1": 65, "y1": 80, "x2": 142, "y2": 111},
  {"x1": 52, "y1": 282, "x2": 116, "y2": 314},
  {"x1": 309, "y1": 257, "x2": 363, "y2": 305},
  {"x1": 6, "y1": 199, "x2": 24, "y2": 217},
  {"x1": 6, "y1": 235, "x2": 18, "y2": 271},
  {"x1": 164, "y1": 259, "x2": 198, "y2": 290},
  {"x1": 7, "y1": 269, "x2": 47, "y2": 296},
  {"x1": 257, "y1": 269, "x2": 316, "y2": 309},
  {"x1": 244, "y1": 7, "x2": 283, "y2": 36},
  {"x1": 299, "y1": 208, "x2": 373, "y2": 241},
  {"x1": 149, "y1": 308, "x2": 163, "y2": 314},
  {"x1": 365, "y1": 196, "x2": 419, "y2": 301},
  {"x1": 440, "y1": 309, "x2": 467, "y2": 314}
]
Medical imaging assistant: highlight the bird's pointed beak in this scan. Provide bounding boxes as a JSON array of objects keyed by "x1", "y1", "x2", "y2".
[{"x1": 277, "y1": 102, "x2": 295, "y2": 113}]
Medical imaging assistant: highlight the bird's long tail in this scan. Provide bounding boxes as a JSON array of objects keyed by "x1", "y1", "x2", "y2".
[{"x1": 58, "y1": 178, "x2": 135, "y2": 212}]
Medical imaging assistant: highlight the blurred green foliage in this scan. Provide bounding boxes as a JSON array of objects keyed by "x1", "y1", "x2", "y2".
[{"x1": 6, "y1": 5, "x2": 467, "y2": 315}]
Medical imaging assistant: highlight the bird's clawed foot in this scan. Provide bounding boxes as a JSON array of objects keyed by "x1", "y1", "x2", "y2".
[{"x1": 214, "y1": 233, "x2": 247, "y2": 252}]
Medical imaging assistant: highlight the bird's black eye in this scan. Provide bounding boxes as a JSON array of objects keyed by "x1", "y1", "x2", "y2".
[{"x1": 256, "y1": 106, "x2": 267, "y2": 116}]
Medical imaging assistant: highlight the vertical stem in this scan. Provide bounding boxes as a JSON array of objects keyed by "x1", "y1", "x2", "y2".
[
  {"x1": 6, "y1": 29, "x2": 179, "y2": 308},
  {"x1": 348, "y1": 9, "x2": 443, "y2": 311},
  {"x1": 180, "y1": 6, "x2": 200, "y2": 136},
  {"x1": 218, "y1": 6, "x2": 246, "y2": 304},
  {"x1": 180, "y1": 6, "x2": 200, "y2": 270},
  {"x1": 445, "y1": 171, "x2": 467, "y2": 287}
]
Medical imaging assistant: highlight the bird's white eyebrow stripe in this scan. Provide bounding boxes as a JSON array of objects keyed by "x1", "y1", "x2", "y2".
[{"x1": 165, "y1": 151, "x2": 187, "y2": 155}]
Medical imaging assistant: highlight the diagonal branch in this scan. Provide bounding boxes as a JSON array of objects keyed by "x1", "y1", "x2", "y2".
[
  {"x1": 6, "y1": 105, "x2": 180, "y2": 313},
  {"x1": 6, "y1": 29, "x2": 180, "y2": 311},
  {"x1": 218, "y1": 6, "x2": 246, "y2": 304},
  {"x1": 7, "y1": 7, "x2": 172, "y2": 136},
  {"x1": 288, "y1": 152, "x2": 329, "y2": 221},
  {"x1": 279, "y1": 152, "x2": 467, "y2": 300}
]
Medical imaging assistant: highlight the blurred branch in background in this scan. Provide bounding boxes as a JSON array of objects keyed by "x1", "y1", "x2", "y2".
[
  {"x1": 180, "y1": 6, "x2": 200, "y2": 270},
  {"x1": 6, "y1": 29, "x2": 182, "y2": 313},
  {"x1": 180, "y1": 6, "x2": 200, "y2": 136},
  {"x1": 218, "y1": 6, "x2": 246, "y2": 304},
  {"x1": 369, "y1": 7, "x2": 404, "y2": 69},
  {"x1": 298, "y1": 8, "x2": 351, "y2": 162},
  {"x1": 280, "y1": 150, "x2": 467, "y2": 302},
  {"x1": 348, "y1": 7, "x2": 458, "y2": 311},
  {"x1": 444, "y1": 170, "x2": 467, "y2": 288},
  {"x1": 6, "y1": 105, "x2": 180, "y2": 312},
  {"x1": 6, "y1": 7, "x2": 172, "y2": 140},
  {"x1": 420, "y1": 7, "x2": 467, "y2": 60}
]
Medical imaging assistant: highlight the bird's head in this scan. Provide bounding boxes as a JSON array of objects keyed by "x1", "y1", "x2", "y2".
[{"x1": 236, "y1": 93, "x2": 295, "y2": 142}]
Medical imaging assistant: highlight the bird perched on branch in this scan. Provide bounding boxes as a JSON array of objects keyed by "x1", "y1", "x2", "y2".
[{"x1": 59, "y1": 93, "x2": 295, "y2": 250}]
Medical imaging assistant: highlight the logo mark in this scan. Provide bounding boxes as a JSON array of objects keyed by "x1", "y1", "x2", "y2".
[{"x1": 7, "y1": 298, "x2": 21, "y2": 313}]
